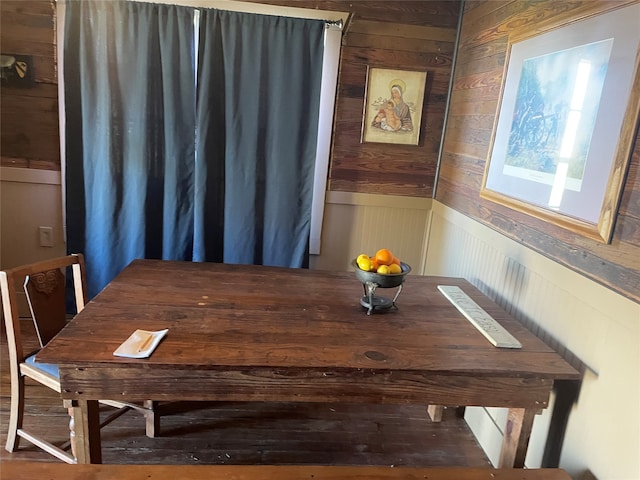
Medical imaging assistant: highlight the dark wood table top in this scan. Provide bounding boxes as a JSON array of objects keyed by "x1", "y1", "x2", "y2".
[{"x1": 38, "y1": 259, "x2": 579, "y2": 381}]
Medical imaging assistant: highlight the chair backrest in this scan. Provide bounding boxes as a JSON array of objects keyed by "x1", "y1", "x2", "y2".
[{"x1": 0, "y1": 254, "x2": 87, "y2": 367}]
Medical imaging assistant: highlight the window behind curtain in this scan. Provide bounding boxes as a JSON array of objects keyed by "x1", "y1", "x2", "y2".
[{"x1": 59, "y1": 0, "x2": 336, "y2": 297}]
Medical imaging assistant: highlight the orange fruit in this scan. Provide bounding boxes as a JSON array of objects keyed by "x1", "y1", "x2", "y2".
[
  {"x1": 369, "y1": 256, "x2": 380, "y2": 271},
  {"x1": 375, "y1": 248, "x2": 394, "y2": 266},
  {"x1": 391, "y1": 256, "x2": 401, "y2": 266}
]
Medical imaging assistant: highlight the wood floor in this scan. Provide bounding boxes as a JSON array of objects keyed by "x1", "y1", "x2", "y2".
[{"x1": 0, "y1": 319, "x2": 490, "y2": 466}]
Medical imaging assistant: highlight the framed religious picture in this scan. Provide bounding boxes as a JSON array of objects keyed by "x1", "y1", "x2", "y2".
[
  {"x1": 481, "y1": 3, "x2": 640, "y2": 243},
  {"x1": 361, "y1": 67, "x2": 427, "y2": 146}
]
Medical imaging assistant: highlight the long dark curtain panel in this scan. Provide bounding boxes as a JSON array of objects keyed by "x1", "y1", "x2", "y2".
[
  {"x1": 65, "y1": 1, "x2": 196, "y2": 297},
  {"x1": 65, "y1": 2, "x2": 324, "y2": 297},
  {"x1": 194, "y1": 10, "x2": 324, "y2": 267}
]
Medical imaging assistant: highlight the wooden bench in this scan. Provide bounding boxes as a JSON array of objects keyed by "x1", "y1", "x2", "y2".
[{"x1": 1, "y1": 461, "x2": 572, "y2": 480}]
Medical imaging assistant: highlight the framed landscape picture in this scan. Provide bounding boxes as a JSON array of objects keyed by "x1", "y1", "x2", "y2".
[
  {"x1": 361, "y1": 67, "x2": 427, "y2": 146},
  {"x1": 481, "y1": 4, "x2": 640, "y2": 243}
]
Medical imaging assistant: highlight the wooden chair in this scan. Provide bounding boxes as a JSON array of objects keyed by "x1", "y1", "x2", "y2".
[{"x1": 0, "y1": 254, "x2": 158, "y2": 463}]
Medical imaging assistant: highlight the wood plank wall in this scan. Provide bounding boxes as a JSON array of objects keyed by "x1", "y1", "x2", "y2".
[
  {"x1": 246, "y1": 1, "x2": 462, "y2": 197},
  {"x1": 323, "y1": 1, "x2": 460, "y2": 197},
  {"x1": 0, "y1": 1, "x2": 59, "y2": 170},
  {"x1": 0, "y1": 0, "x2": 461, "y2": 199},
  {"x1": 437, "y1": 0, "x2": 640, "y2": 303},
  {"x1": 8, "y1": 0, "x2": 636, "y2": 305}
]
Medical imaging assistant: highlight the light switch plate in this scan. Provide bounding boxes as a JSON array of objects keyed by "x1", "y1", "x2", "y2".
[{"x1": 39, "y1": 226, "x2": 54, "y2": 247}]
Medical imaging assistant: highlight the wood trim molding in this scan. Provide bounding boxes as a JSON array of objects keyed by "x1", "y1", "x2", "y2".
[
  {"x1": 0, "y1": 166, "x2": 61, "y2": 185},
  {"x1": 326, "y1": 191, "x2": 432, "y2": 209}
]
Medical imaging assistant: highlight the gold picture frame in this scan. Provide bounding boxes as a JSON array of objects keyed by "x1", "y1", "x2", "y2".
[
  {"x1": 361, "y1": 67, "x2": 427, "y2": 146},
  {"x1": 481, "y1": 4, "x2": 640, "y2": 243}
]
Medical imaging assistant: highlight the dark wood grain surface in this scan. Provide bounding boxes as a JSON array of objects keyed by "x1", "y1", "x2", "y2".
[
  {"x1": 2, "y1": 322, "x2": 493, "y2": 467},
  {"x1": 0, "y1": 1, "x2": 59, "y2": 169},
  {"x1": 36, "y1": 260, "x2": 579, "y2": 410},
  {"x1": 2, "y1": 461, "x2": 573, "y2": 480},
  {"x1": 34, "y1": 260, "x2": 580, "y2": 466},
  {"x1": 37, "y1": 260, "x2": 578, "y2": 379}
]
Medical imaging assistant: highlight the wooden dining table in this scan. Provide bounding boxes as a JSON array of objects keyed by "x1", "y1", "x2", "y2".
[{"x1": 37, "y1": 259, "x2": 580, "y2": 466}]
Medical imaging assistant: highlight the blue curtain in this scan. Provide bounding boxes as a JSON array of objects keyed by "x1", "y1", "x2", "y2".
[
  {"x1": 64, "y1": 1, "x2": 324, "y2": 297},
  {"x1": 194, "y1": 10, "x2": 324, "y2": 267},
  {"x1": 65, "y1": 0, "x2": 196, "y2": 297}
]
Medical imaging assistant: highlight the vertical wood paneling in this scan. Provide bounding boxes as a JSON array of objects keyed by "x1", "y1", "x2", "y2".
[
  {"x1": 346, "y1": 203, "x2": 429, "y2": 267},
  {"x1": 426, "y1": 205, "x2": 591, "y2": 373},
  {"x1": 426, "y1": 202, "x2": 640, "y2": 476},
  {"x1": 310, "y1": 193, "x2": 430, "y2": 274},
  {"x1": 437, "y1": 0, "x2": 640, "y2": 304}
]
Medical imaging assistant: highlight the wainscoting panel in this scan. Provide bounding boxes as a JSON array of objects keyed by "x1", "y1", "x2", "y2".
[
  {"x1": 0, "y1": 167, "x2": 66, "y2": 270},
  {"x1": 1, "y1": 167, "x2": 67, "y2": 316},
  {"x1": 425, "y1": 201, "x2": 640, "y2": 479},
  {"x1": 310, "y1": 191, "x2": 431, "y2": 274}
]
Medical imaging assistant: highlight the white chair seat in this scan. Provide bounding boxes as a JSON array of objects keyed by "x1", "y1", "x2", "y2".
[{"x1": 25, "y1": 354, "x2": 59, "y2": 378}]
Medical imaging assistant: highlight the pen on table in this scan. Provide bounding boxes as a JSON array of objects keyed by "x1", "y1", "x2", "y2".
[{"x1": 137, "y1": 334, "x2": 153, "y2": 352}]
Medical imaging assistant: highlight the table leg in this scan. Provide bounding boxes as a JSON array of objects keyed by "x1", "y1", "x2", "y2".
[
  {"x1": 144, "y1": 400, "x2": 160, "y2": 437},
  {"x1": 427, "y1": 405, "x2": 444, "y2": 422},
  {"x1": 498, "y1": 407, "x2": 536, "y2": 468},
  {"x1": 542, "y1": 379, "x2": 581, "y2": 467},
  {"x1": 65, "y1": 399, "x2": 102, "y2": 464}
]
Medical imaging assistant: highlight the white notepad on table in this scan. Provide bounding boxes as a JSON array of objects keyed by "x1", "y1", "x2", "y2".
[{"x1": 113, "y1": 329, "x2": 168, "y2": 359}]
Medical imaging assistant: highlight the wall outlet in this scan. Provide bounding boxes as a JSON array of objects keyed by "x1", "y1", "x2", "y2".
[{"x1": 39, "y1": 226, "x2": 54, "y2": 247}]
